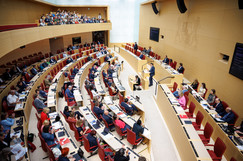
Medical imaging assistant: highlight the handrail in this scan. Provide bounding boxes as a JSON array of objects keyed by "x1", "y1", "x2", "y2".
[{"x1": 0, "y1": 24, "x2": 37, "y2": 32}]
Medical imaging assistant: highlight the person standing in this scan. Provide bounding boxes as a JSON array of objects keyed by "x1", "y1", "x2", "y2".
[
  {"x1": 134, "y1": 42, "x2": 138, "y2": 51},
  {"x1": 149, "y1": 63, "x2": 155, "y2": 87}
]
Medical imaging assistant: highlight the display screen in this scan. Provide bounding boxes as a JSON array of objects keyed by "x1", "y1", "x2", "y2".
[
  {"x1": 150, "y1": 27, "x2": 160, "y2": 42},
  {"x1": 72, "y1": 37, "x2": 81, "y2": 45},
  {"x1": 229, "y1": 43, "x2": 243, "y2": 80}
]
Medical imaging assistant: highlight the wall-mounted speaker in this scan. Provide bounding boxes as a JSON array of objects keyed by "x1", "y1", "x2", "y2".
[
  {"x1": 152, "y1": 1, "x2": 159, "y2": 15},
  {"x1": 176, "y1": 0, "x2": 187, "y2": 13},
  {"x1": 239, "y1": 0, "x2": 243, "y2": 9}
]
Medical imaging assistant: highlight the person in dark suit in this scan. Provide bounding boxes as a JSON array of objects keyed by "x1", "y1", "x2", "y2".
[
  {"x1": 49, "y1": 57, "x2": 57, "y2": 64},
  {"x1": 105, "y1": 55, "x2": 110, "y2": 62},
  {"x1": 87, "y1": 56, "x2": 93, "y2": 61},
  {"x1": 149, "y1": 63, "x2": 155, "y2": 86},
  {"x1": 89, "y1": 70, "x2": 95, "y2": 81},
  {"x1": 210, "y1": 98, "x2": 226, "y2": 116},
  {"x1": 132, "y1": 120, "x2": 144, "y2": 140},
  {"x1": 34, "y1": 94, "x2": 46, "y2": 109},
  {"x1": 38, "y1": 86, "x2": 47, "y2": 98},
  {"x1": 107, "y1": 66, "x2": 114, "y2": 78},
  {"x1": 42, "y1": 60, "x2": 49, "y2": 68},
  {"x1": 163, "y1": 55, "x2": 169, "y2": 64},
  {"x1": 72, "y1": 66, "x2": 79, "y2": 76},
  {"x1": 42, "y1": 125, "x2": 60, "y2": 148},
  {"x1": 217, "y1": 107, "x2": 235, "y2": 124},
  {"x1": 191, "y1": 79, "x2": 199, "y2": 91},
  {"x1": 30, "y1": 65, "x2": 38, "y2": 76},
  {"x1": 87, "y1": 130, "x2": 98, "y2": 151},
  {"x1": 134, "y1": 42, "x2": 138, "y2": 51},
  {"x1": 102, "y1": 70, "x2": 108, "y2": 84},
  {"x1": 177, "y1": 63, "x2": 184, "y2": 74},
  {"x1": 139, "y1": 53, "x2": 144, "y2": 59},
  {"x1": 65, "y1": 85, "x2": 75, "y2": 102},
  {"x1": 17, "y1": 81, "x2": 26, "y2": 93},
  {"x1": 66, "y1": 57, "x2": 73, "y2": 64},
  {"x1": 121, "y1": 98, "x2": 138, "y2": 115},
  {"x1": 3, "y1": 69, "x2": 12, "y2": 80},
  {"x1": 102, "y1": 110, "x2": 114, "y2": 129},
  {"x1": 93, "y1": 104, "x2": 104, "y2": 120},
  {"x1": 114, "y1": 147, "x2": 130, "y2": 161},
  {"x1": 133, "y1": 75, "x2": 141, "y2": 91},
  {"x1": 90, "y1": 65, "x2": 98, "y2": 73}
]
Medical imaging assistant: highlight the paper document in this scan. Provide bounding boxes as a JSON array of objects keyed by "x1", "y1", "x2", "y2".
[
  {"x1": 10, "y1": 144, "x2": 27, "y2": 160},
  {"x1": 52, "y1": 121, "x2": 62, "y2": 130}
]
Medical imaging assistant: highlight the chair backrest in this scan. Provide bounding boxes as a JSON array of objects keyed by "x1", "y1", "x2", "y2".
[
  {"x1": 188, "y1": 102, "x2": 196, "y2": 114},
  {"x1": 37, "y1": 120, "x2": 42, "y2": 134},
  {"x1": 60, "y1": 111, "x2": 67, "y2": 120},
  {"x1": 127, "y1": 128, "x2": 136, "y2": 145},
  {"x1": 230, "y1": 110, "x2": 238, "y2": 126},
  {"x1": 173, "y1": 61, "x2": 177, "y2": 69},
  {"x1": 118, "y1": 93, "x2": 124, "y2": 105},
  {"x1": 72, "y1": 124, "x2": 82, "y2": 142},
  {"x1": 184, "y1": 95, "x2": 189, "y2": 109},
  {"x1": 108, "y1": 87, "x2": 115, "y2": 96},
  {"x1": 46, "y1": 142, "x2": 55, "y2": 161},
  {"x1": 203, "y1": 122, "x2": 213, "y2": 141},
  {"x1": 114, "y1": 122, "x2": 125, "y2": 137},
  {"x1": 38, "y1": 133, "x2": 47, "y2": 152},
  {"x1": 172, "y1": 82, "x2": 178, "y2": 92},
  {"x1": 101, "y1": 115, "x2": 109, "y2": 128},
  {"x1": 66, "y1": 119, "x2": 76, "y2": 131},
  {"x1": 108, "y1": 155, "x2": 114, "y2": 161},
  {"x1": 83, "y1": 135, "x2": 91, "y2": 152},
  {"x1": 202, "y1": 88, "x2": 208, "y2": 98},
  {"x1": 214, "y1": 137, "x2": 226, "y2": 158},
  {"x1": 221, "y1": 101, "x2": 228, "y2": 110},
  {"x1": 184, "y1": 91, "x2": 189, "y2": 96},
  {"x1": 230, "y1": 157, "x2": 237, "y2": 161},
  {"x1": 196, "y1": 111, "x2": 204, "y2": 128},
  {"x1": 90, "y1": 100, "x2": 95, "y2": 111},
  {"x1": 35, "y1": 113, "x2": 41, "y2": 122},
  {"x1": 98, "y1": 143, "x2": 106, "y2": 161}
]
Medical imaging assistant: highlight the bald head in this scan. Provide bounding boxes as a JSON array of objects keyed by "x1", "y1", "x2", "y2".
[
  {"x1": 215, "y1": 98, "x2": 220, "y2": 103},
  {"x1": 104, "y1": 110, "x2": 109, "y2": 115},
  {"x1": 225, "y1": 107, "x2": 231, "y2": 113}
]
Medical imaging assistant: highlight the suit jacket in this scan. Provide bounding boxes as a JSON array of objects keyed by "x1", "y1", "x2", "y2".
[
  {"x1": 102, "y1": 113, "x2": 113, "y2": 125},
  {"x1": 121, "y1": 102, "x2": 133, "y2": 115},
  {"x1": 39, "y1": 90, "x2": 47, "y2": 97},
  {"x1": 163, "y1": 58, "x2": 169, "y2": 64},
  {"x1": 139, "y1": 54, "x2": 144, "y2": 59},
  {"x1": 42, "y1": 132, "x2": 55, "y2": 146},
  {"x1": 49, "y1": 59, "x2": 56, "y2": 64},
  {"x1": 132, "y1": 123, "x2": 144, "y2": 140},
  {"x1": 177, "y1": 66, "x2": 184, "y2": 73},
  {"x1": 214, "y1": 102, "x2": 226, "y2": 116},
  {"x1": 114, "y1": 153, "x2": 130, "y2": 161},
  {"x1": 136, "y1": 77, "x2": 141, "y2": 85},
  {"x1": 105, "y1": 56, "x2": 109, "y2": 61},
  {"x1": 87, "y1": 133, "x2": 98, "y2": 149},
  {"x1": 87, "y1": 56, "x2": 92, "y2": 61},
  {"x1": 149, "y1": 66, "x2": 155, "y2": 76},
  {"x1": 65, "y1": 88, "x2": 74, "y2": 102},
  {"x1": 31, "y1": 68, "x2": 38, "y2": 75},
  {"x1": 222, "y1": 112, "x2": 235, "y2": 124},
  {"x1": 93, "y1": 106, "x2": 104, "y2": 118},
  {"x1": 89, "y1": 73, "x2": 95, "y2": 80},
  {"x1": 73, "y1": 68, "x2": 79, "y2": 75},
  {"x1": 34, "y1": 98, "x2": 45, "y2": 109},
  {"x1": 58, "y1": 156, "x2": 69, "y2": 161},
  {"x1": 134, "y1": 44, "x2": 138, "y2": 50},
  {"x1": 42, "y1": 62, "x2": 48, "y2": 68}
]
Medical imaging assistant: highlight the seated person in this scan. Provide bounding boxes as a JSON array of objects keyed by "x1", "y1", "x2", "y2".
[
  {"x1": 207, "y1": 89, "x2": 216, "y2": 105},
  {"x1": 41, "y1": 108, "x2": 51, "y2": 124},
  {"x1": 107, "y1": 79, "x2": 113, "y2": 87},
  {"x1": 0, "y1": 113, "x2": 15, "y2": 133},
  {"x1": 30, "y1": 65, "x2": 38, "y2": 76},
  {"x1": 210, "y1": 98, "x2": 226, "y2": 116},
  {"x1": 93, "y1": 102, "x2": 105, "y2": 119},
  {"x1": 132, "y1": 120, "x2": 144, "y2": 141},
  {"x1": 41, "y1": 120, "x2": 50, "y2": 133},
  {"x1": 49, "y1": 57, "x2": 57, "y2": 64},
  {"x1": 105, "y1": 55, "x2": 110, "y2": 62},
  {"x1": 173, "y1": 86, "x2": 188, "y2": 98},
  {"x1": 7, "y1": 90, "x2": 19, "y2": 107},
  {"x1": 44, "y1": 75, "x2": 52, "y2": 87},
  {"x1": 162, "y1": 55, "x2": 169, "y2": 64},
  {"x1": 133, "y1": 75, "x2": 141, "y2": 91},
  {"x1": 121, "y1": 98, "x2": 138, "y2": 115},
  {"x1": 102, "y1": 70, "x2": 108, "y2": 84},
  {"x1": 34, "y1": 94, "x2": 46, "y2": 110},
  {"x1": 58, "y1": 147, "x2": 75, "y2": 161},
  {"x1": 3, "y1": 69, "x2": 12, "y2": 80},
  {"x1": 191, "y1": 79, "x2": 199, "y2": 91},
  {"x1": 146, "y1": 46, "x2": 152, "y2": 55},
  {"x1": 42, "y1": 125, "x2": 60, "y2": 148},
  {"x1": 91, "y1": 87, "x2": 100, "y2": 99},
  {"x1": 22, "y1": 68, "x2": 32, "y2": 81},
  {"x1": 72, "y1": 66, "x2": 79, "y2": 76},
  {"x1": 35, "y1": 89, "x2": 46, "y2": 101},
  {"x1": 110, "y1": 83, "x2": 118, "y2": 95},
  {"x1": 139, "y1": 53, "x2": 144, "y2": 59},
  {"x1": 63, "y1": 106, "x2": 83, "y2": 119},
  {"x1": 65, "y1": 85, "x2": 75, "y2": 102},
  {"x1": 90, "y1": 65, "x2": 98, "y2": 73},
  {"x1": 75, "y1": 120, "x2": 90, "y2": 137},
  {"x1": 16, "y1": 81, "x2": 26, "y2": 93},
  {"x1": 215, "y1": 107, "x2": 235, "y2": 124},
  {"x1": 177, "y1": 63, "x2": 184, "y2": 74},
  {"x1": 87, "y1": 55, "x2": 93, "y2": 61},
  {"x1": 85, "y1": 78, "x2": 94, "y2": 91},
  {"x1": 87, "y1": 130, "x2": 98, "y2": 151},
  {"x1": 142, "y1": 47, "x2": 147, "y2": 53},
  {"x1": 66, "y1": 57, "x2": 73, "y2": 64},
  {"x1": 198, "y1": 83, "x2": 206, "y2": 97},
  {"x1": 41, "y1": 60, "x2": 49, "y2": 68},
  {"x1": 89, "y1": 70, "x2": 95, "y2": 81},
  {"x1": 113, "y1": 115, "x2": 130, "y2": 133},
  {"x1": 235, "y1": 121, "x2": 243, "y2": 136},
  {"x1": 178, "y1": 91, "x2": 186, "y2": 109},
  {"x1": 38, "y1": 86, "x2": 47, "y2": 98},
  {"x1": 0, "y1": 132, "x2": 12, "y2": 160},
  {"x1": 114, "y1": 147, "x2": 130, "y2": 161},
  {"x1": 67, "y1": 111, "x2": 78, "y2": 122},
  {"x1": 102, "y1": 110, "x2": 114, "y2": 129},
  {"x1": 107, "y1": 67, "x2": 114, "y2": 78}
]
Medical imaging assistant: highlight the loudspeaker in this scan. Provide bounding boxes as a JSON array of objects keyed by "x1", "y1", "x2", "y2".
[
  {"x1": 152, "y1": 1, "x2": 159, "y2": 15},
  {"x1": 239, "y1": 0, "x2": 243, "y2": 9},
  {"x1": 176, "y1": 0, "x2": 187, "y2": 13},
  {"x1": 20, "y1": 45, "x2": 25, "y2": 49}
]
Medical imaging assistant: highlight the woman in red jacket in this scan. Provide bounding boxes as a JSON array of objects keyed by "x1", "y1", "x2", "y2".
[{"x1": 41, "y1": 108, "x2": 50, "y2": 124}]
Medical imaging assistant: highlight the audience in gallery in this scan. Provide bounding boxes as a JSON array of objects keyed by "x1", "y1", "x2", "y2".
[
  {"x1": 113, "y1": 115, "x2": 131, "y2": 133},
  {"x1": 121, "y1": 98, "x2": 138, "y2": 116},
  {"x1": 132, "y1": 120, "x2": 144, "y2": 141},
  {"x1": 34, "y1": 93, "x2": 46, "y2": 110},
  {"x1": 114, "y1": 146, "x2": 130, "y2": 161},
  {"x1": 134, "y1": 42, "x2": 138, "y2": 51},
  {"x1": 207, "y1": 89, "x2": 216, "y2": 105},
  {"x1": 198, "y1": 82, "x2": 206, "y2": 97},
  {"x1": 39, "y1": 9, "x2": 106, "y2": 26},
  {"x1": 177, "y1": 63, "x2": 184, "y2": 74}
]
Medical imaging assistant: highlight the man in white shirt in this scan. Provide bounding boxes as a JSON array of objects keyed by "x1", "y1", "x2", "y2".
[{"x1": 7, "y1": 90, "x2": 19, "y2": 107}]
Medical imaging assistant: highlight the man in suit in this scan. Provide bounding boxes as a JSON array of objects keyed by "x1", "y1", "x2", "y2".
[
  {"x1": 163, "y1": 55, "x2": 169, "y2": 64},
  {"x1": 3, "y1": 69, "x2": 12, "y2": 80},
  {"x1": 90, "y1": 65, "x2": 98, "y2": 73},
  {"x1": 30, "y1": 65, "x2": 38, "y2": 76},
  {"x1": 89, "y1": 70, "x2": 95, "y2": 82},
  {"x1": 121, "y1": 98, "x2": 138, "y2": 115},
  {"x1": 72, "y1": 66, "x2": 79, "y2": 76},
  {"x1": 210, "y1": 98, "x2": 226, "y2": 116},
  {"x1": 49, "y1": 56, "x2": 57, "y2": 64},
  {"x1": 139, "y1": 53, "x2": 144, "y2": 59},
  {"x1": 177, "y1": 63, "x2": 184, "y2": 74},
  {"x1": 149, "y1": 63, "x2": 155, "y2": 87},
  {"x1": 102, "y1": 110, "x2": 114, "y2": 129},
  {"x1": 22, "y1": 68, "x2": 32, "y2": 81},
  {"x1": 65, "y1": 85, "x2": 75, "y2": 102},
  {"x1": 42, "y1": 60, "x2": 49, "y2": 68},
  {"x1": 216, "y1": 107, "x2": 235, "y2": 124},
  {"x1": 42, "y1": 125, "x2": 60, "y2": 148},
  {"x1": 146, "y1": 46, "x2": 152, "y2": 55},
  {"x1": 134, "y1": 42, "x2": 138, "y2": 51},
  {"x1": 87, "y1": 55, "x2": 92, "y2": 61},
  {"x1": 132, "y1": 120, "x2": 144, "y2": 141},
  {"x1": 33, "y1": 94, "x2": 46, "y2": 110},
  {"x1": 133, "y1": 75, "x2": 141, "y2": 91},
  {"x1": 93, "y1": 105, "x2": 104, "y2": 120},
  {"x1": 87, "y1": 130, "x2": 98, "y2": 151},
  {"x1": 38, "y1": 86, "x2": 47, "y2": 98},
  {"x1": 66, "y1": 57, "x2": 73, "y2": 64}
]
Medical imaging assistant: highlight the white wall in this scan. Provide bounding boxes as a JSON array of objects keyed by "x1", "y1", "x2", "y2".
[{"x1": 42, "y1": 0, "x2": 147, "y2": 43}]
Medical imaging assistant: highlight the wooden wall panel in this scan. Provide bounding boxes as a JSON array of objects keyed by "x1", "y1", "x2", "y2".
[
  {"x1": 63, "y1": 32, "x2": 93, "y2": 49},
  {"x1": 139, "y1": 0, "x2": 243, "y2": 123}
]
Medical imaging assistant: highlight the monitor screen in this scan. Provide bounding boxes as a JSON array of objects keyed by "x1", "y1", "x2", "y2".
[
  {"x1": 150, "y1": 27, "x2": 160, "y2": 42},
  {"x1": 229, "y1": 43, "x2": 243, "y2": 80},
  {"x1": 72, "y1": 37, "x2": 81, "y2": 45}
]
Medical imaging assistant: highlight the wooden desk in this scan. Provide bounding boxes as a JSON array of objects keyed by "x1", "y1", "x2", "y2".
[
  {"x1": 112, "y1": 62, "x2": 126, "y2": 97},
  {"x1": 94, "y1": 62, "x2": 108, "y2": 96}
]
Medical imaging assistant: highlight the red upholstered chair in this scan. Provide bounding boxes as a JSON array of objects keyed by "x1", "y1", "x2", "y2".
[
  {"x1": 108, "y1": 87, "x2": 117, "y2": 99},
  {"x1": 114, "y1": 122, "x2": 127, "y2": 140},
  {"x1": 2, "y1": 99, "x2": 14, "y2": 115},
  {"x1": 46, "y1": 142, "x2": 57, "y2": 161},
  {"x1": 221, "y1": 101, "x2": 228, "y2": 110},
  {"x1": 65, "y1": 93, "x2": 77, "y2": 107},
  {"x1": 192, "y1": 111, "x2": 204, "y2": 130},
  {"x1": 202, "y1": 88, "x2": 208, "y2": 99},
  {"x1": 35, "y1": 113, "x2": 41, "y2": 123},
  {"x1": 83, "y1": 135, "x2": 98, "y2": 158},
  {"x1": 127, "y1": 128, "x2": 143, "y2": 149},
  {"x1": 142, "y1": 55, "x2": 145, "y2": 60},
  {"x1": 108, "y1": 155, "x2": 114, "y2": 161},
  {"x1": 198, "y1": 122, "x2": 213, "y2": 144},
  {"x1": 206, "y1": 137, "x2": 226, "y2": 161},
  {"x1": 228, "y1": 110, "x2": 238, "y2": 127},
  {"x1": 72, "y1": 124, "x2": 83, "y2": 143},
  {"x1": 45, "y1": 53, "x2": 49, "y2": 58},
  {"x1": 38, "y1": 133, "x2": 47, "y2": 152},
  {"x1": 66, "y1": 118, "x2": 76, "y2": 131},
  {"x1": 90, "y1": 100, "x2": 95, "y2": 112},
  {"x1": 184, "y1": 91, "x2": 189, "y2": 97},
  {"x1": 119, "y1": 103, "x2": 128, "y2": 114},
  {"x1": 230, "y1": 157, "x2": 236, "y2": 161},
  {"x1": 185, "y1": 102, "x2": 196, "y2": 118},
  {"x1": 157, "y1": 55, "x2": 161, "y2": 60},
  {"x1": 118, "y1": 93, "x2": 124, "y2": 105},
  {"x1": 101, "y1": 115, "x2": 114, "y2": 130},
  {"x1": 173, "y1": 61, "x2": 177, "y2": 70},
  {"x1": 60, "y1": 111, "x2": 67, "y2": 120},
  {"x1": 32, "y1": 101, "x2": 43, "y2": 114},
  {"x1": 71, "y1": 50, "x2": 74, "y2": 54},
  {"x1": 171, "y1": 82, "x2": 178, "y2": 93},
  {"x1": 98, "y1": 142, "x2": 114, "y2": 161},
  {"x1": 37, "y1": 120, "x2": 42, "y2": 134},
  {"x1": 182, "y1": 95, "x2": 189, "y2": 110},
  {"x1": 169, "y1": 59, "x2": 173, "y2": 67}
]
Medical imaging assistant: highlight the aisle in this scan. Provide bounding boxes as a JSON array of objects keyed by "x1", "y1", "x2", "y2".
[{"x1": 112, "y1": 49, "x2": 181, "y2": 161}]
